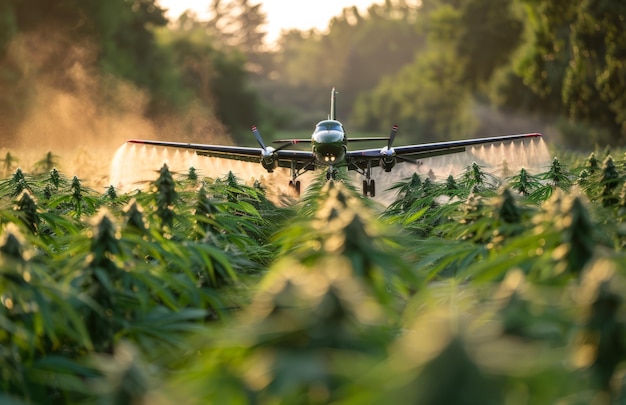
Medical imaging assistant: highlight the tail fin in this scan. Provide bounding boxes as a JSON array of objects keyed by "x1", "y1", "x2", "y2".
[{"x1": 329, "y1": 87, "x2": 337, "y2": 120}]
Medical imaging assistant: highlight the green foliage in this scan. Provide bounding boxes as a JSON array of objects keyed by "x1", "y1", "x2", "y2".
[
  {"x1": 453, "y1": 0, "x2": 524, "y2": 88},
  {"x1": 577, "y1": 262, "x2": 626, "y2": 391},
  {"x1": 508, "y1": 167, "x2": 542, "y2": 196},
  {"x1": 14, "y1": 191, "x2": 39, "y2": 234},
  {"x1": 506, "y1": 0, "x2": 626, "y2": 145},
  {"x1": 48, "y1": 168, "x2": 61, "y2": 190},
  {"x1": 160, "y1": 18, "x2": 264, "y2": 140},
  {"x1": 154, "y1": 164, "x2": 177, "y2": 230},
  {"x1": 600, "y1": 156, "x2": 622, "y2": 207},
  {"x1": 3, "y1": 151, "x2": 626, "y2": 402},
  {"x1": 404, "y1": 337, "x2": 503, "y2": 404},
  {"x1": 45, "y1": 176, "x2": 100, "y2": 219},
  {"x1": 460, "y1": 162, "x2": 499, "y2": 191},
  {"x1": 541, "y1": 156, "x2": 573, "y2": 189},
  {"x1": 187, "y1": 166, "x2": 198, "y2": 182},
  {"x1": 0, "y1": 161, "x2": 289, "y2": 401},
  {"x1": 586, "y1": 152, "x2": 601, "y2": 174},
  {"x1": 352, "y1": 46, "x2": 475, "y2": 138}
]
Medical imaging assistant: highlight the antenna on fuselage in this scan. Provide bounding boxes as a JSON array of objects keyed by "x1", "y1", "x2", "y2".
[{"x1": 329, "y1": 87, "x2": 337, "y2": 120}]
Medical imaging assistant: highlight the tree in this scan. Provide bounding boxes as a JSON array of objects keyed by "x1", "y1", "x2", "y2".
[
  {"x1": 513, "y1": 0, "x2": 626, "y2": 145},
  {"x1": 565, "y1": 0, "x2": 626, "y2": 141},
  {"x1": 0, "y1": 0, "x2": 186, "y2": 143},
  {"x1": 340, "y1": 2, "x2": 424, "y2": 117},
  {"x1": 205, "y1": 0, "x2": 269, "y2": 74},
  {"x1": 165, "y1": 14, "x2": 262, "y2": 142},
  {"x1": 453, "y1": 0, "x2": 524, "y2": 89},
  {"x1": 261, "y1": 0, "x2": 424, "y2": 129},
  {"x1": 352, "y1": 47, "x2": 475, "y2": 140}
]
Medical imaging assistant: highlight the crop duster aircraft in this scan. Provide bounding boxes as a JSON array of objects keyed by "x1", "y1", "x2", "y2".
[{"x1": 127, "y1": 88, "x2": 542, "y2": 197}]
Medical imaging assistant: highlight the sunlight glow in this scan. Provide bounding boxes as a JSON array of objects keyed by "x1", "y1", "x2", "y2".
[{"x1": 157, "y1": 0, "x2": 376, "y2": 43}]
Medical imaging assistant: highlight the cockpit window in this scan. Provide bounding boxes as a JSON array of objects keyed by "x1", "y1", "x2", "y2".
[{"x1": 315, "y1": 120, "x2": 343, "y2": 132}]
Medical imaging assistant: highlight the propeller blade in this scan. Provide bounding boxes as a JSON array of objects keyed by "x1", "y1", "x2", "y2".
[
  {"x1": 387, "y1": 124, "x2": 398, "y2": 150},
  {"x1": 397, "y1": 155, "x2": 420, "y2": 165},
  {"x1": 251, "y1": 125, "x2": 266, "y2": 150},
  {"x1": 274, "y1": 142, "x2": 296, "y2": 152}
]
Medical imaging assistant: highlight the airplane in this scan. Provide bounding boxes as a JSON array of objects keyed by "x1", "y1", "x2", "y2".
[{"x1": 127, "y1": 88, "x2": 542, "y2": 197}]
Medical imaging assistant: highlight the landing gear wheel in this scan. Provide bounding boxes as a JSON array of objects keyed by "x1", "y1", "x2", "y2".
[
  {"x1": 289, "y1": 180, "x2": 301, "y2": 196},
  {"x1": 362, "y1": 180, "x2": 376, "y2": 197}
]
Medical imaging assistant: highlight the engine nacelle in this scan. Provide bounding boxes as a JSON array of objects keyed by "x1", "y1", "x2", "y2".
[
  {"x1": 261, "y1": 157, "x2": 277, "y2": 173},
  {"x1": 380, "y1": 156, "x2": 396, "y2": 172}
]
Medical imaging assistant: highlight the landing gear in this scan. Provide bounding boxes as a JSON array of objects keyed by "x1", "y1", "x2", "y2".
[
  {"x1": 289, "y1": 180, "x2": 301, "y2": 195},
  {"x1": 326, "y1": 167, "x2": 337, "y2": 181},
  {"x1": 359, "y1": 160, "x2": 375, "y2": 197},
  {"x1": 288, "y1": 160, "x2": 312, "y2": 197},
  {"x1": 362, "y1": 179, "x2": 375, "y2": 197}
]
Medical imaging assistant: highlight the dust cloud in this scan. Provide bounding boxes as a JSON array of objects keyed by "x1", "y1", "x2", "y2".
[{"x1": 0, "y1": 27, "x2": 227, "y2": 188}]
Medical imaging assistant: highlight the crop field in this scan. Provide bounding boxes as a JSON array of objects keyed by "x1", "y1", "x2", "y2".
[{"x1": 1, "y1": 147, "x2": 626, "y2": 404}]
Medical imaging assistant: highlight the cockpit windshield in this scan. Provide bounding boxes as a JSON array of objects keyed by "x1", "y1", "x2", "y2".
[{"x1": 315, "y1": 120, "x2": 343, "y2": 133}]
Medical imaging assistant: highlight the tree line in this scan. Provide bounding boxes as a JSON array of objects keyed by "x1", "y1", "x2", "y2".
[{"x1": 1, "y1": 0, "x2": 625, "y2": 149}]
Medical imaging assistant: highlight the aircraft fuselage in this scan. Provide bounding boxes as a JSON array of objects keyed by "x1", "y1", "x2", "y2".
[{"x1": 311, "y1": 119, "x2": 347, "y2": 166}]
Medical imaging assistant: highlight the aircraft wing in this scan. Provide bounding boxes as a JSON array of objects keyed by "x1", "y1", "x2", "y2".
[
  {"x1": 346, "y1": 133, "x2": 542, "y2": 170},
  {"x1": 127, "y1": 139, "x2": 315, "y2": 170}
]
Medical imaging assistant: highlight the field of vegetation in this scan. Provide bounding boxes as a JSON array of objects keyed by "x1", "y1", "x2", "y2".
[{"x1": 1, "y1": 147, "x2": 626, "y2": 404}]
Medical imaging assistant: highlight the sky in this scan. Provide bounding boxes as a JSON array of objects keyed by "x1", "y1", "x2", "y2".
[{"x1": 157, "y1": 0, "x2": 377, "y2": 43}]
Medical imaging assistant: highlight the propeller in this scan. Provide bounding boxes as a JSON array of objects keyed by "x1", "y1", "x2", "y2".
[
  {"x1": 252, "y1": 125, "x2": 278, "y2": 172},
  {"x1": 252, "y1": 125, "x2": 298, "y2": 157},
  {"x1": 387, "y1": 124, "x2": 398, "y2": 151},
  {"x1": 379, "y1": 124, "x2": 398, "y2": 172},
  {"x1": 252, "y1": 125, "x2": 294, "y2": 156},
  {"x1": 381, "y1": 124, "x2": 398, "y2": 157},
  {"x1": 252, "y1": 125, "x2": 268, "y2": 151}
]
